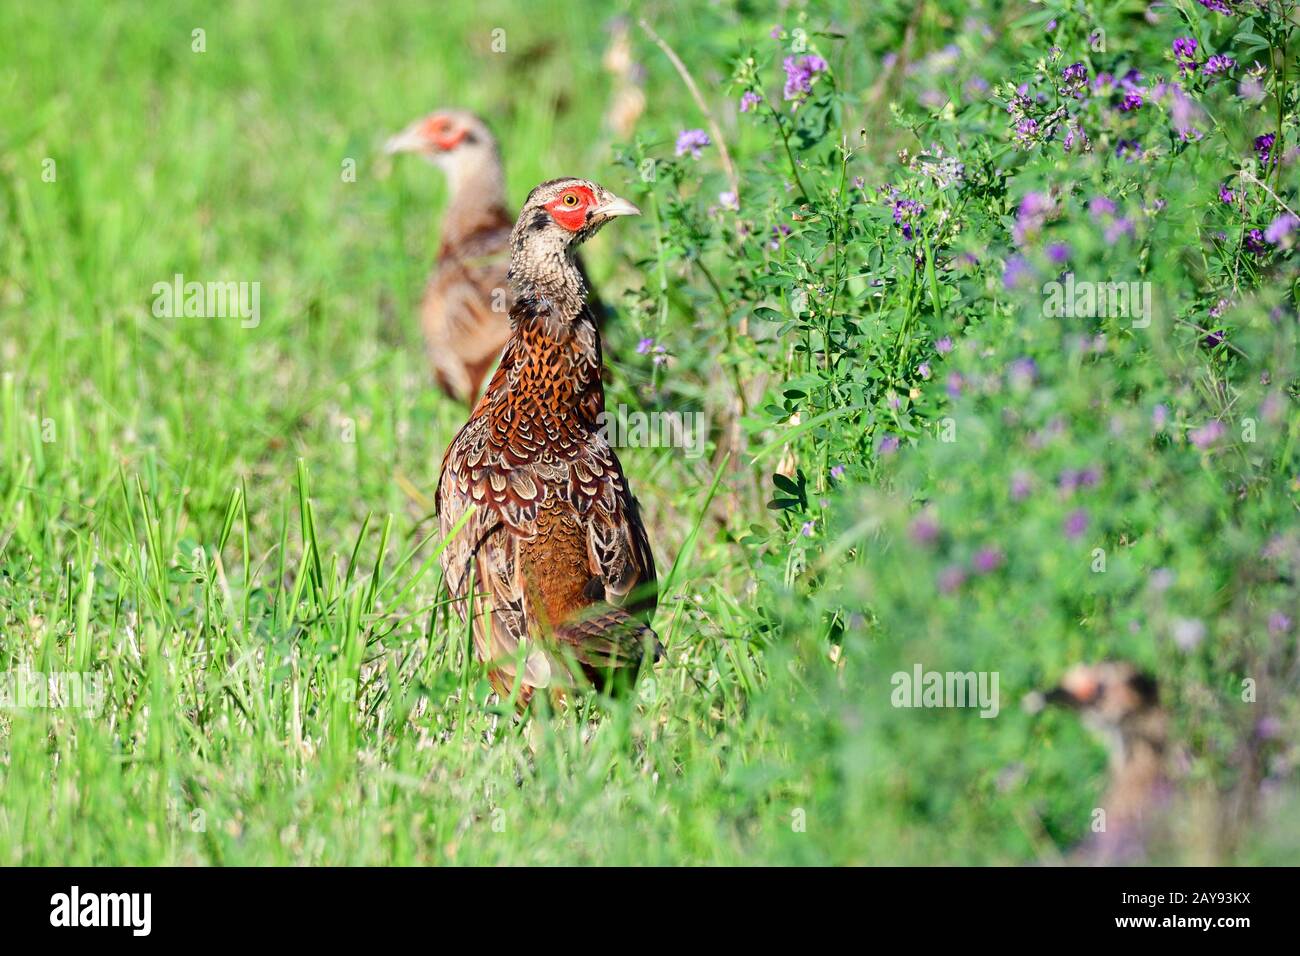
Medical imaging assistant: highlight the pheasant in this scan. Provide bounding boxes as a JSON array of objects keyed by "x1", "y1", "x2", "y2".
[
  {"x1": 385, "y1": 110, "x2": 606, "y2": 404},
  {"x1": 436, "y1": 178, "x2": 658, "y2": 704},
  {"x1": 1043, "y1": 662, "x2": 1172, "y2": 864}
]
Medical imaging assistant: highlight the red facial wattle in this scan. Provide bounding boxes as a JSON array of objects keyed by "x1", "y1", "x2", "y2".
[
  {"x1": 422, "y1": 116, "x2": 467, "y2": 151},
  {"x1": 545, "y1": 186, "x2": 595, "y2": 231}
]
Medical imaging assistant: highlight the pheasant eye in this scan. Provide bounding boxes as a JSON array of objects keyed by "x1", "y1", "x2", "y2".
[{"x1": 562, "y1": 193, "x2": 580, "y2": 207}]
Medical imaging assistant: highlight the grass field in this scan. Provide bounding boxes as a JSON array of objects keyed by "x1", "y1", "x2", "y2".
[{"x1": 2, "y1": 0, "x2": 1298, "y2": 865}]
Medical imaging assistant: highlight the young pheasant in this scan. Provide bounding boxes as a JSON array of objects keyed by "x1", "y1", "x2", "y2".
[
  {"x1": 386, "y1": 110, "x2": 606, "y2": 404},
  {"x1": 436, "y1": 178, "x2": 657, "y2": 704},
  {"x1": 1044, "y1": 662, "x2": 1172, "y2": 864}
]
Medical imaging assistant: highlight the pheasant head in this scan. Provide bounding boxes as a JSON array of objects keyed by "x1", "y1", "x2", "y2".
[
  {"x1": 506, "y1": 178, "x2": 639, "y2": 309},
  {"x1": 1045, "y1": 661, "x2": 1166, "y2": 765},
  {"x1": 385, "y1": 109, "x2": 501, "y2": 195}
]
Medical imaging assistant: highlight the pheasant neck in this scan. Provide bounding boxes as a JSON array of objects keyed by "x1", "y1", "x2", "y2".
[
  {"x1": 497, "y1": 278, "x2": 604, "y2": 429},
  {"x1": 1110, "y1": 715, "x2": 1168, "y2": 795},
  {"x1": 441, "y1": 155, "x2": 508, "y2": 247},
  {"x1": 512, "y1": 251, "x2": 587, "y2": 315}
]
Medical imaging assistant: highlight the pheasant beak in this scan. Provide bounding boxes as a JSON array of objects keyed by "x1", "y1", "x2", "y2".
[
  {"x1": 1021, "y1": 683, "x2": 1080, "y2": 716},
  {"x1": 1043, "y1": 686, "x2": 1078, "y2": 706},
  {"x1": 591, "y1": 195, "x2": 641, "y2": 219},
  {"x1": 384, "y1": 123, "x2": 429, "y2": 155}
]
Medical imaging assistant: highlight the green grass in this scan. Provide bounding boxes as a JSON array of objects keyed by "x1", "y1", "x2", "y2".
[{"x1": 2, "y1": 0, "x2": 1299, "y2": 865}]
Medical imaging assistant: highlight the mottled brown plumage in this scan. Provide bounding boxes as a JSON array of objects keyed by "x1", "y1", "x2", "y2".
[
  {"x1": 386, "y1": 110, "x2": 607, "y2": 404},
  {"x1": 436, "y1": 178, "x2": 657, "y2": 703}
]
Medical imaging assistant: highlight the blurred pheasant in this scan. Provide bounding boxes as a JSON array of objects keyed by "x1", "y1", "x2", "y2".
[
  {"x1": 386, "y1": 110, "x2": 606, "y2": 404},
  {"x1": 1044, "y1": 662, "x2": 1172, "y2": 864},
  {"x1": 436, "y1": 178, "x2": 657, "y2": 703}
]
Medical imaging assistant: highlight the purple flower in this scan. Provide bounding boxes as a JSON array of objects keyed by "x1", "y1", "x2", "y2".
[
  {"x1": 1173, "y1": 37, "x2": 1199, "y2": 75},
  {"x1": 1189, "y1": 420, "x2": 1226, "y2": 449},
  {"x1": 891, "y1": 196, "x2": 925, "y2": 241},
  {"x1": 1255, "y1": 133, "x2": 1276, "y2": 168},
  {"x1": 675, "y1": 129, "x2": 711, "y2": 159},
  {"x1": 783, "y1": 54, "x2": 828, "y2": 102},
  {"x1": 1010, "y1": 471, "x2": 1033, "y2": 501},
  {"x1": 718, "y1": 190, "x2": 739, "y2": 211},
  {"x1": 1118, "y1": 89, "x2": 1144, "y2": 112},
  {"x1": 1205, "y1": 54, "x2": 1236, "y2": 78},
  {"x1": 1105, "y1": 217, "x2": 1135, "y2": 243},
  {"x1": 830, "y1": 464, "x2": 846, "y2": 480},
  {"x1": 1002, "y1": 255, "x2": 1035, "y2": 290},
  {"x1": 1007, "y1": 357, "x2": 1038, "y2": 389},
  {"x1": 937, "y1": 564, "x2": 966, "y2": 594},
  {"x1": 910, "y1": 513, "x2": 940, "y2": 546},
  {"x1": 1170, "y1": 86, "x2": 1205, "y2": 142},
  {"x1": 1269, "y1": 612, "x2": 1293, "y2": 635},
  {"x1": 1061, "y1": 62, "x2": 1088, "y2": 96},
  {"x1": 945, "y1": 372, "x2": 964, "y2": 399},
  {"x1": 1013, "y1": 117, "x2": 1040, "y2": 147},
  {"x1": 917, "y1": 362, "x2": 932, "y2": 380},
  {"x1": 972, "y1": 547, "x2": 1005, "y2": 574},
  {"x1": 1264, "y1": 212, "x2": 1299, "y2": 245},
  {"x1": 1059, "y1": 467, "x2": 1101, "y2": 494},
  {"x1": 1218, "y1": 182, "x2": 1236, "y2": 205},
  {"x1": 1089, "y1": 196, "x2": 1117, "y2": 221},
  {"x1": 876, "y1": 434, "x2": 900, "y2": 456},
  {"x1": 769, "y1": 25, "x2": 783, "y2": 39},
  {"x1": 1115, "y1": 139, "x2": 1143, "y2": 162},
  {"x1": 1047, "y1": 242, "x2": 1071, "y2": 264},
  {"x1": 934, "y1": 336, "x2": 953, "y2": 355},
  {"x1": 1153, "y1": 404, "x2": 1169, "y2": 430},
  {"x1": 1244, "y1": 228, "x2": 1268, "y2": 255},
  {"x1": 1256, "y1": 716, "x2": 1283, "y2": 741},
  {"x1": 1063, "y1": 508, "x2": 1090, "y2": 539},
  {"x1": 1062, "y1": 121, "x2": 1089, "y2": 153},
  {"x1": 633, "y1": 339, "x2": 668, "y2": 365},
  {"x1": 1012, "y1": 192, "x2": 1053, "y2": 245},
  {"x1": 1197, "y1": 0, "x2": 1236, "y2": 13},
  {"x1": 740, "y1": 91, "x2": 762, "y2": 113}
]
